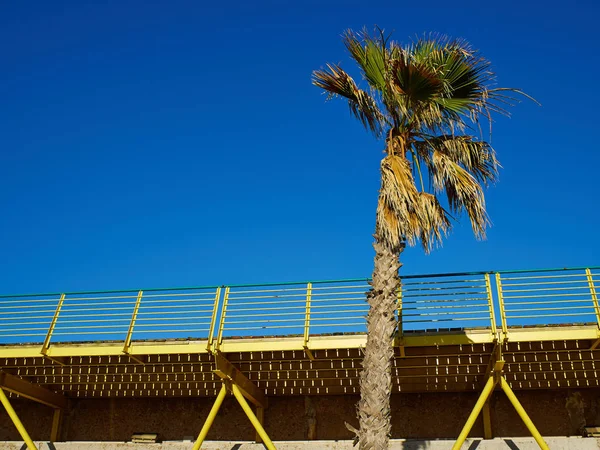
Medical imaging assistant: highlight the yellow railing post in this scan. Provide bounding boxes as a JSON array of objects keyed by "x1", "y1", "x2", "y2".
[
  {"x1": 207, "y1": 287, "x2": 222, "y2": 352},
  {"x1": 484, "y1": 274, "x2": 497, "y2": 337},
  {"x1": 123, "y1": 290, "x2": 143, "y2": 355},
  {"x1": 499, "y1": 378, "x2": 549, "y2": 450},
  {"x1": 230, "y1": 383, "x2": 276, "y2": 450},
  {"x1": 192, "y1": 382, "x2": 228, "y2": 450},
  {"x1": 0, "y1": 387, "x2": 38, "y2": 450},
  {"x1": 303, "y1": 283, "x2": 314, "y2": 359},
  {"x1": 495, "y1": 273, "x2": 508, "y2": 340},
  {"x1": 215, "y1": 287, "x2": 231, "y2": 351},
  {"x1": 585, "y1": 269, "x2": 600, "y2": 329},
  {"x1": 41, "y1": 294, "x2": 66, "y2": 356}
]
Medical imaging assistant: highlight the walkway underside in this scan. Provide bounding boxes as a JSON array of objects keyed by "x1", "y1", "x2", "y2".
[{"x1": 1, "y1": 325, "x2": 599, "y2": 399}]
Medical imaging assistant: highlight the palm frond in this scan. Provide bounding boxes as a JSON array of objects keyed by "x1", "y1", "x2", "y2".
[
  {"x1": 416, "y1": 135, "x2": 499, "y2": 185},
  {"x1": 312, "y1": 64, "x2": 386, "y2": 136},
  {"x1": 429, "y1": 150, "x2": 490, "y2": 238}
]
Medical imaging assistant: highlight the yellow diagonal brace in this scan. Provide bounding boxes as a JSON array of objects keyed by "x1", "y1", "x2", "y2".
[
  {"x1": 206, "y1": 287, "x2": 222, "y2": 352},
  {"x1": 213, "y1": 352, "x2": 266, "y2": 408},
  {"x1": 192, "y1": 383, "x2": 227, "y2": 450},
  {"x1": 451, "y1": 375, "x2": 497, "y2": 450},
  {"x1": 0, "y1": 387, "x2": 38, "y2": 450},
  {"x1": 586, "y1": 269, "x2": 600, "y2": 329},
  {"x1": 231, "y1": 383, "x2": 276, "y2": 450},
  {"x1": 0, "y1": 371, "x2": 67, "y2": 410},
  {"x1": 499, "y1": 377, "x2": 549, "y2": 450}
]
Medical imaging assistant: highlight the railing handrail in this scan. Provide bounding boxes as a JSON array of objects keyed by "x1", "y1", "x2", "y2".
[{"x1": 4, "y1": 265, "x2": 599, "y2": 299}]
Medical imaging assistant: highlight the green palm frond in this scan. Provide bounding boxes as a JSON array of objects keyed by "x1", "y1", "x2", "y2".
[{"x1": 314, "y1": 28, "x2": 533, "y2": 250}]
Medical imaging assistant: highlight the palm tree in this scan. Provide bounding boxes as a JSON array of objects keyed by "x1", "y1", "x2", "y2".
[{"x1": 312, "y1": 30, "x2": 532, "y2": 449}]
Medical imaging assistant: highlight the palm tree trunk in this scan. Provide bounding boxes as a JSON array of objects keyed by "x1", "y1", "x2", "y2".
[{"x1": 357, "y1": 238, "x2": 403, "y2": 449}]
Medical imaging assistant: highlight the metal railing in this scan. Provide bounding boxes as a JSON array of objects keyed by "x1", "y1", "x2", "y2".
[{"x1": 0, "y1": 266, "x2": 599, "y2": 351}]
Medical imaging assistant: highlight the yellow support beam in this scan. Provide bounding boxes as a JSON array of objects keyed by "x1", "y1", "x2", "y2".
[
  {"x1": 499, "y1": 377, "x2": 549, "y2": 450},
  {"x1": 0, "y1": 371, "x2": 67, "y2": 410},
  {"x1": 231, "y1": 383, "x2": 276, "y2": 450},
  {"x1": 215, "y1": 287, "x2": 230, "y2": 352},
  {"x1": 482, "y1": 400, "x2": 492, "y2": 439},
  {"x1": 0, "y1": 387, "x2": 38, "y2": 450},
  {"x1": 192, "y1": 383, "x2": 227, "y2": 450},
  {"x1": 213, "y1": 352, "x2": 266, "y2": 408},
  {"x1": 50, "y1": 408, "x2": 63, "y2": 442},
  {"x1": 452, "y1": 375, "x2": 497, "y2": 450},
  {"x1": 484, "y1": 273, "x2": 497, "y2": 336}
]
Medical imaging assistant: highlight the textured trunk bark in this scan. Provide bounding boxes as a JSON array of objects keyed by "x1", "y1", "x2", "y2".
[{"x1": 357, "y1": 239, "x2": 403, "y2": 449}]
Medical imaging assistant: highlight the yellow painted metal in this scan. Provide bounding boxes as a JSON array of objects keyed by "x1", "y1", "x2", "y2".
[
  {"x1": 231, "y1": 383, "x2": 276, "y2": 450},
  {"x1": 303, "y1": 283, "x2": 314, "y2": 359},
  {"x1": 215, "y1": 287, "x2": 230, "y2": 351},
  {"x1": 41, "y1": 293, "x2": 66, "y2": 355},
  {"x1": 51, "y1": 408, "x2": 63, "y2": 442},
  {"x1": 123, "y1": 290, "x2": 143, "y2": 354},
  {"x1": 0, "y1": 371, "x2": 68, "y2": 410},
  {"x1": 255, "y1": 406, "x2": 265, "y2": 443},
  {"x1": 484, "y1": 274, "x2": 497, "y2": 336},
  {"x1": 192, "y1": 382, "x2": 227, "y2": 450},
  {"x1": 206, "y1": 287, "x2": 222, "y2": 352},
  {"x1": 0, "y1": 387, "x2": 38, "y2": 450},
  {"x1": 495, "y1": 273, "x2": 508, "y2": 338},
  {"x1": 482, "y1": 400, "x2": 492, "y2": 439},
  {"x1": 213, "y1": 352, "x2": 266, "y2": 408},
  {"x1": 499, "y1": 377, "x2": 549, "y2": 450},
  {"x1": 586, "y1": 269, "x2": 600, "y2": 329},
  {"x1": 451, "y1": 375, "x2": 497, "y2": 450}
]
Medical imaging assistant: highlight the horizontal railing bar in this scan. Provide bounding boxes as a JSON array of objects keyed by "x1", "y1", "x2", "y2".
[
  {"x1": 401, "y1": 284, "x2": 486, "y2": 292},
  {"x1": 50, "y1": 318, "x2": 131, "y2": 325},
  {"x1": 224, "y1": 311, "x2": 305, "y2": 319},
  {"x1": 136, "y1": 310, "x2": 212, "y2": 316},
  {"x1": 60, "y1": 295, "x2": 138, "y2": 301},
  {"x1": 310, "y1": 290, "x2": 366, "y2": 297},
  {"x1": 131, "y1": 329, "x2": 208, "y2": 334},
  {"x1": 504, "y1": 299, "x2": 596, "y2": 306},
  {"x1": 54, "y1": 301, "x2": 136, "y2": 308},
  {"x1": 133, "y1": 322, "x2": 210, "y2": 328},
  {"x1": 401, "y1": 303, "x2": 488, "y2": 311},
  {"x1": 0, "y1": 316, "x2": 54, "y2": 322},
  {"x1": 310, "y1": 285, "x2": 369, "y2": 291},
  {"x1": 225, "y1": 318, "x2": 306, "y2": 325},
  {"x1": 400, "y1": 278, "x2": 484, "y2": 286},
  {"x1": 501, "y1": 286, "x2": 589, "y2": 294},
  {"x1": 402, "y1": 310, "x2": 489, "y2": 317},
  {"x1": 403, "y1": 317, "x2": 490, "y2": 323},
  {"x1": 221, "y1": 325, "x2": 305, "y2": 331},
  {"x1": 500, "y1": 273, "x2": 586, "y2": 281},
  {"x1": 506, "y1": 306, "x2": 594, "y2": 313},
  {"x1": 135, "y1": 315, "x2": 212, "y2": 321},
  {"x1": 403, "y1": 290, "x2": 487, "y2": 299},
  {"x1": 140, "y1": 292, "x2": 217, "y2": 298},
  {"x1": 503, "y1": 293, "x2": 592, "y2": 299},
  {"x1": 54, "y1": 325, "x2": 129, "y2": 330},
  {"x1": 133, "y1": 298, "x2": 215, "y2": 305},
  {"x1": 507, "y1": 313, "x2": 594, "y2": 319},
  {"x1": 0, "y1": 333, "x2": 46, "y2": 338},
  {"x1": 51, "y1": 312, "x2": 132, "y2": 319},
  {"x1": 225, "y1": 299, "x2": 307, "y2": 307},
  {"x1": 228, "y1": 287, "x2": 308, "y2": 295},
  {"x1": 227, "y1": 293, "x2": 307, "y2": 300},
  {"x1": 0, "y1": 298, "x2": 61, "y2": 305},
  {"x1": 402, "y1": 297, "x2": 489, "y2": 304},
  {"x1": 500, "y1": 280, "x2": 589, "y2": 287}
]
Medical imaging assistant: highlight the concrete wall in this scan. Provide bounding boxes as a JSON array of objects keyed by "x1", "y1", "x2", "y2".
[{"x1": 1, "y1": 389, "x2": 599, "y2": 443}]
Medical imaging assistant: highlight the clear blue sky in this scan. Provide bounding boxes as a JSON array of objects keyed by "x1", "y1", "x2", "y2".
[{"x1": 1, "y1": 0, "x2": 598, "y2": 294}]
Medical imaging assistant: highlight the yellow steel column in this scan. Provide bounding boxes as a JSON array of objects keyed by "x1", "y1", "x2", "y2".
[
  {"x1": 255, "y1": 406, "x2": 265, "y2": 443},
  {"x1": 451, "y1": 375, "x2": 496, "y2": 450},
  {"x1": 50, "y1": 408, "x2": 63, "y2": 442},
  {"x1": 0, "y1": 387, "x2": 38, "y2": 450},
  {"x1": 482, "y1": 400, "x2": 492, "y2": 439},
  {"x1": 192, "y1": 383, "x2": 228, "y2": 450},
  {"x1": 303, "y1": 282, "x2": 314, "y2": 360},
  {"x1": 231, "y1": 383, "x2": 276, "y2": 450},
  {"x1": 499, "y1": 377, "x2": 549, "y2": 450}
]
